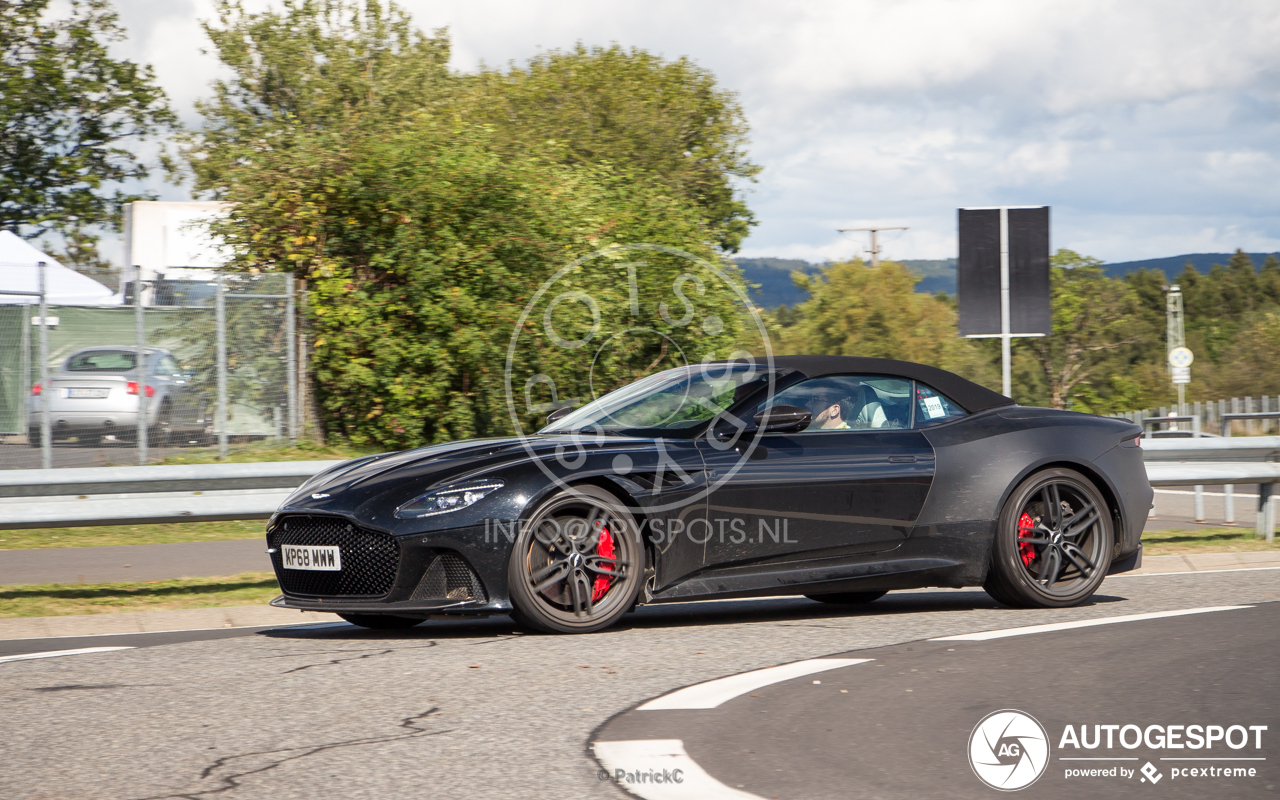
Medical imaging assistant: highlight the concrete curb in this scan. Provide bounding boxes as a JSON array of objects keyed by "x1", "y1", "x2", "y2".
[
  {"x1": 1127, "y1": 550, "x2": 1280, "y2": 575},
  {"x1": 0, "y1": 605, "x2": 339, "y2": 641}
]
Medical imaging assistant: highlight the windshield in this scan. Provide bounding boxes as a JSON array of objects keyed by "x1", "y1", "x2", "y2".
[
  {"x1": 66, "y1": 350, "x2": 138, "y2": 372},
  {"x1": 540, "y1": 363, "x2": 778, "y2": 434}
]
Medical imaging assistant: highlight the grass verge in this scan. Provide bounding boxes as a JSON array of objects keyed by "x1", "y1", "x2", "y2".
[
  {"x1": 0, "y1": 573, "x2": 280, "y2": 618},
  {"x1": 1141, "y1": 527, "x2": 1280, "y2": 557},
  {"x1": 0, "y1": 520, "x2": 265, "y2": 550}
]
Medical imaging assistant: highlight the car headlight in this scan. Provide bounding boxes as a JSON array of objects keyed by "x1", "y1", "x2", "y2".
[{"x1": 395, "y1": 480, "x2": 504, "y2": 519}]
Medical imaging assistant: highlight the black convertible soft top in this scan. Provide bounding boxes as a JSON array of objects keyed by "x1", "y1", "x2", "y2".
[{"x1": 747, "y1": 355, "x2": 1015, "y2": 414}]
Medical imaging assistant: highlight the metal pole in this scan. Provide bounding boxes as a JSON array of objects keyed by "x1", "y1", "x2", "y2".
[
  {"x1": 216, "y1": 275, "x2": 229, "y2": 461},
  {"x1": 999, "y1": 207, "x2": 1012, "y2": 399},
  {"x1": 1257, "y1": 483, "x2": 1272, "y2": 540},
  {"x1": 1192, "y1": 415, "x2": 1205, "y2": 522},
  {"x1": 286, "y1": 274, "x2": 297, "y2": 444},
  {"x1": 37, "y1": 262, "x2": 51, "y2": 469},
  {"x1": 134, "y1": 265, "x2": 148, "y2": 465},
  {"x1": 298, "y1": 288, "x2": 309, "y2": 441}
]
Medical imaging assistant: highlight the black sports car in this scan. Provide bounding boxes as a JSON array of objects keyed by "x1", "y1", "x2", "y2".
[{"x1": 266, "y1": 356, "x2": 1151, "y2": 633}]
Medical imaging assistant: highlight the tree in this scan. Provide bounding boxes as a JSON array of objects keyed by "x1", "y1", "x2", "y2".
[
  {"x1": 776, "y1": 258, "x2": 997, "y2": 387},
  {"x1": 1016, "y1": 250, "x2": 1156, "y2": 411},
  {"x1": 0, "y1": 0, "x2": 175, "y2": 237},
  {"x1": 207, "y1": 118, "x2": 756, "y2": 447},
  {"x1": 186, "y1": 0, "x2": 451, "y2": 195},
  {"x1": 461, "y1": 44, "x2": 760, "y2": 253}
]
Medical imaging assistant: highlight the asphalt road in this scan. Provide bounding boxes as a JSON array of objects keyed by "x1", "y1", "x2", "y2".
[
  {"x1": 0, "y1": 569, "x2": 1276, "y2": 799},
  {"x1": 0, "y1": 439, "x2": 197, "y2": 470}
]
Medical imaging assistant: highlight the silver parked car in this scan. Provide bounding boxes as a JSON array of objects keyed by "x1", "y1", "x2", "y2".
[{"x1": 28, "y1": 347, "x2": 211, "y2": 446}]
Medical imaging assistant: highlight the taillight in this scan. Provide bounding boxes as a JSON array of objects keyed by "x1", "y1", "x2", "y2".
[
  {"x1": 31, "y1": 383, "x2": 41, "y2": 396},
  {"x1": 1134, "y1": 437, "x2": 1141, "y2": 447},
  {"x1": 126, "y1": 382, "x2": 155, "y2": 398}
]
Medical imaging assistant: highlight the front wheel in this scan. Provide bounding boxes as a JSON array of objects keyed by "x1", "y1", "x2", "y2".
[
  {"x1": 507, "y1": 485, "x2": 641, "y2": 634},
  {"x1": 338, "y1": 614, "x2": 423, "y2": 630},
  {"x1": 984, "y1": 468, "x2": 1113, "y2": 608}
]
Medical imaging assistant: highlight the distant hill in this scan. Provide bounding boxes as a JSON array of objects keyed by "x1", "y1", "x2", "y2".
[
  {"x1": 1100, "y1": 253, "x2": 1280, "y2": 279},
  {"x1": 735, "y1": 252, "x2": 1280, "y2": 308},
  {"x1": 733, "y1": 258, "x2": 825, "y2": 308}
]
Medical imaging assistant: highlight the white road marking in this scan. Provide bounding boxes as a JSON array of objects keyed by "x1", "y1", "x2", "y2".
[
  {"x1": 931, "y1": 606, "x2": 1251, "y2": 642},
  {"x1": 593, "y1": 739, "x2": 765, "y2": 799},
  {"x1": 0, "y1": 646, "x2": 134, "y2": 664},
  {"x1": 638, "y1": 658, "x2": 872, "y2": 710}
]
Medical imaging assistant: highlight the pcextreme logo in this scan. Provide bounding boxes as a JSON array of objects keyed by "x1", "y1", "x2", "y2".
[{"x1": 969, "y1": 709, "x2": 1051, "y2": 791}]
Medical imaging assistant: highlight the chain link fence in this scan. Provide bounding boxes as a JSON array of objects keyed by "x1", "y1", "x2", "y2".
[{"x1": 0, "y1": 263, "x2": 309, "y2": 470}]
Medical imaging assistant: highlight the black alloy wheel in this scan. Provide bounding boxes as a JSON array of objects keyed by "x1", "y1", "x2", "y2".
[
  {"x1": 338, "y1": 613, "x2": 423, "y2": 630},
  {"x1": 806, "y1": 591, "x2": 888, "y2": 605},
  {"x1": 151, "y1": 401, "x2": 174, "y2": 447},
  {"x1": 985, "y1": 468, "x2": 1113, "y2": 608},
  {"x1": 507, "y1": 485, "x2": 641, "y2": 634}
]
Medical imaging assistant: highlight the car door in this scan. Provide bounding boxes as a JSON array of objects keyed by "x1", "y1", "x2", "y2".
[{"x1": 696, "y1": 374, "x2": 935, "y2": 571}]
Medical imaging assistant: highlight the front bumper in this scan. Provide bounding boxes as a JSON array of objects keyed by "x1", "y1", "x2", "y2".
[{"x1": 266, "y1": 517, "x2": 514, "y2": 616}]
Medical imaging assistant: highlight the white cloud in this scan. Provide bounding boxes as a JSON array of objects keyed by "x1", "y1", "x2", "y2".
[{"x1": 101, "y1": 0, "x2": 1280, "y2": 264}]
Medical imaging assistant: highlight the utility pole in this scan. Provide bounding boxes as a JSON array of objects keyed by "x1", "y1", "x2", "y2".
[{"x1": 838, "y1": 226, "x2": 908, "y2": 267}]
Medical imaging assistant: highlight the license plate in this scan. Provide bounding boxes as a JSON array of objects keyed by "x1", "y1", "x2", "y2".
[
  {"x1": 281, "y1": 544, "x2": 342, "y2": 571},
  {"x1": 67, "y1": 388, "x2": 109, "y2": 398}
]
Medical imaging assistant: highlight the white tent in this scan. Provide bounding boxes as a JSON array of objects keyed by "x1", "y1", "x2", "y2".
[{"x1": 0, "y1": 230, "x2": 120, "y2": 305}]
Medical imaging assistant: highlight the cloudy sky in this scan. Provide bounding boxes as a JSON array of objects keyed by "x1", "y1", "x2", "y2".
[{"x1": 106, "y1": 0, "x2": 1280, "y2": 264}]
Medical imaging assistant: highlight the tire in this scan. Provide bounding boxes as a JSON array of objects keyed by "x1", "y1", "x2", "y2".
[
  {"x1": 150, "y1": 402, "x2": 174, "y2": 447},
  {"x1": 26, "y1": 428, "x2": 39, "y2": 448},
  {"x1": 984, "y1": 468, "x2": 1114, "y2": 608},
  {"x1": 338, "y1": 613, "x2": 423, "y2": 630},
  {"x1": 806, "y1": 590, "x2": 888, "y2": 605},
  {"x1": 507, "y1": 485, "x2": 642, "y2": 634}
]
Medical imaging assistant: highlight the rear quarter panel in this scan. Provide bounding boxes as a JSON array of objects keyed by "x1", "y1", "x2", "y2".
[{"x1": 911, "y1": 407, "x2": 1147, "y2": 581}]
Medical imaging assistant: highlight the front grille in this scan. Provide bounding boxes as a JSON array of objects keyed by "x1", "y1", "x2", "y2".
[
  {"x1": 411, "y1": 553, "x2": 488, "y2": 603},
  {"x1": 269, "y1": 515, "x2": 400, "y2": 598}
]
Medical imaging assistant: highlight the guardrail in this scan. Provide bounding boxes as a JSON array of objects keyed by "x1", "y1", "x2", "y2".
[
  {"x1": 0, "y1": 461, "x2": 341, "y2": 530},
  {"x1": 1, "y1": 441, "x2": 1278, "y2": 541}
]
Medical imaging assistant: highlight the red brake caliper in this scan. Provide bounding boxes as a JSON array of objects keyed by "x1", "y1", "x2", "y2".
[
  {"x1": 592, "y1": 527, "x2": 615, "y2": 602},
  {"x1": 1017, "y1": 512, "x2": 1036, "y2": 566}
]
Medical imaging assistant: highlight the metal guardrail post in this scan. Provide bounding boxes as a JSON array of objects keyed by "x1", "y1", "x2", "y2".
[
  {"x1": 286, "y1": 274, "x2": 297, "y2": 444},
  {"x1": 1258, "y1": 483, "x2": 1274, "y2": 541},
  {"x1": 1223, "y1": 411, "x2": 1235, "y2": 524},
  {"x1": 37, "y1": 261, "x2": 51, "y2": 469},
  {"x1": 216, "y1": 275, "x2": 229, "y2": 461},
  {"x1": 134, "y1": 265, "x2": 148, "y2": 465},
  {"x1": 1193, "y1": 415, "x2": 1205, "y2": 522}
]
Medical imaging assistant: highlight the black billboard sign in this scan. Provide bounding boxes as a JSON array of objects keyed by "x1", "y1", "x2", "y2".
[{"x1": 957, "y1": 206, "x2": 1051, "y2": 337}]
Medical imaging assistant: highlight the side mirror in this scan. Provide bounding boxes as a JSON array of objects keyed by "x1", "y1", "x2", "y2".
[
  {"x1": 545, "y1": 406, "x2": 573, "y2": 425},
  {"x1": 752, "y1": 404, "x2": 812, "y2": 434}
]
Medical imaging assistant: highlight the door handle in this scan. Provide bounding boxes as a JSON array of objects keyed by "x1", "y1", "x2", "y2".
[{"x1": 888, "y1": 456, "x2": 916, "y2": 463}]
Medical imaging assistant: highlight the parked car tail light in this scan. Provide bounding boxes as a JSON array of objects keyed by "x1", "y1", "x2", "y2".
[
  {"x1": 30, "y1": 382, "x2": 41, "y2": 396},
  {"x1": 126, "y1": 381, "x2": 155, "y2": 398}
]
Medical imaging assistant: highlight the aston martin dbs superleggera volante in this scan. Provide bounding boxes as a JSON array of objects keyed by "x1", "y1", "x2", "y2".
[{"x1": 266, "y1": 356, "x2": 1151, "y2": 633}]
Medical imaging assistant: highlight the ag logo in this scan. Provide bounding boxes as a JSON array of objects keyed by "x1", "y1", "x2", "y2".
[{"x1": 968, "y1": 709, "x2": 1050, "y2": 791}]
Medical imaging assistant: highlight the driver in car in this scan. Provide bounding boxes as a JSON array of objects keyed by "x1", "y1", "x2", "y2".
[{"x1": 807, "y1": 384, "x2": 887, "y2": 431}]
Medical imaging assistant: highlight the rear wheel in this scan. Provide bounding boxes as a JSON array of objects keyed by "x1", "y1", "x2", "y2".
[
  {"x1": 984, "y1": 468, "x2": 1113, "y2": 608},
  {"x1": 507, "y1": 485, "x2": 641, "y2": 634},
  {"x1": 806, "y1": 591, "x2": 888, "y2": 605},
  {"x1": 338, "y1": 614, "x2": 423, "y2": 630}
]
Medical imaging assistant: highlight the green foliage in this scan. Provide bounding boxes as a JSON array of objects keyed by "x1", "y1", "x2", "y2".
[
  {"x1": 0, "y1": 0, "x2": 176, "y2": 237},
  {"x1": 774, "y1": 258, "x2": 998, "y2": 388},
  {"x1": 186, "y1": 0, "x2": 450, "y2": 195},
  {"x1": 461, "y1": 44, "x2": 760, "y2": 253},
  {"x1": 208, "y1": 119, "x2": 754, "y2": 447},
  {"x1": 1015, "y1": 249, "x2": 1158, "y2": 411}
]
